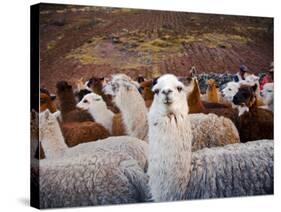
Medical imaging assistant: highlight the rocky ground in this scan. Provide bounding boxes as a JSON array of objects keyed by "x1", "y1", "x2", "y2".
[{"x1": 39, "y1": 4, "x2": 273, "y2": 92}]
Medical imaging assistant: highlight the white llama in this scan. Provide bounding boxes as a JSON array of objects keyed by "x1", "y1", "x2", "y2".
[
  {"x1": 147, "y1": 74, "x2": 273, "y2": 202},
  {"x1": 77, "y1": 93, "x2": 115, "y2": 134},
  {"x1": 103, "y1": 74, "x2": 148, "y2": 141}
]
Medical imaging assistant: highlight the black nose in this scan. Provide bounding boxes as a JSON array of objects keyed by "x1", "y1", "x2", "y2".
[
  {"x1": 162, "y1": 89, "x2": 172, "y2": 95},
  {"x1": 233, "y1": 95, "x2": 239, "y2": 104}
]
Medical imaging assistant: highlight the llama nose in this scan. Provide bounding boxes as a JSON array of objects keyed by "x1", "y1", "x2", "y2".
[{"x1": 162, "y1": 89, "x2": 172, "y2": 95}]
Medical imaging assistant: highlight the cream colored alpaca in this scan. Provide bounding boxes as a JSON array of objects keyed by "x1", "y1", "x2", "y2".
[
  {"x1": 77, "y1": 93, "x2": 115, "y2": 134},
  {"x1": 77, "y1": 93, "x2": 125, "y2": 135},
  {"x1": 104, "y1": 74, "x2": 148, "y2": 141},
  {"x1": 147, "y1": 74, "x2": 273, "y2": 202}
]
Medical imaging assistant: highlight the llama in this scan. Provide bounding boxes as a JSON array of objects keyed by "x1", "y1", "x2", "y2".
[
  {"x1": 105, "y1": 74, "x2": 239, "y2": 148},
  {"x1": 74, "y1": 77, "x2": 93, "y2": 102},
  {"x1": 104, "y1": 74, "x2": 149, "y2": 141},
  {"x1": 56, "y1": 81, "x2": 110, "y2": 147},
  {"x1": 77, "y1": 93, "x2": 126, "y2": 136},
  {"x1": 40, "y1": 88, "x2": 57, "y2": 113},
  {"x1": 35, "y1": 110, "x2": 150, "y2": 208},
  {"x1": 139, "y1": 79, "x2": 155, "y2": 108},
  {"x1": 233, "y1": 84, "x2": 274, "y2": 142},
  {"x1": 56, "y1": 81, "x2": 94, "y2": 122},
  {"x1": 243, "y1": 74, "x2": 264, "y2": 106},
  {"x1": 260, "y1": 82, "x2": 274, "y2": 112},
  {"x1": 147, "y1": 74, "x2": 273, "y2": 202},
  {"x1": 206, "y1": 79, "x2": 220, "y2": 103},
  {"x1": 221, "y1": 81, "x2": 240, "y2": 107}
]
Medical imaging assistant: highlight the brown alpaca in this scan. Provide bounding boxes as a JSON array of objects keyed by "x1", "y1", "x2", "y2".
[
  {"x1": 56, "y1": 81, "x2": 94, "y2": 122},
  {"x1": 87, "y1": 76, "x2": 120, "y2": 113},
  {"x1": 40, "y1": 88, "x2": 57, "y2": 113},
  {"x1": 206, "y1": 79, "x2": 220, "y2": 103},
  {"x1": 139, "y1": 80, "x2": 154, "y2": 108},
  {"x1": 61, "y1": 121, "x2": 110, "y2": 147},
  {"x1": 233, "y1": 84, "x2": 273, "y2": 142}
]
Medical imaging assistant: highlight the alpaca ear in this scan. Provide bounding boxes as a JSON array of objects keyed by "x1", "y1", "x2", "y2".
[
  {"x1": 252, "y1": 84, "x2": 257, "y2": 92},
  {"x1": 152, "y1": 77, "x2": 159, "y2": 87},
  {"x1": 137, "y1": 76, "x2": 145, "y2": 83},
  {"x1": 100, "y1": 77, "x2": 105, "y2": 81}
]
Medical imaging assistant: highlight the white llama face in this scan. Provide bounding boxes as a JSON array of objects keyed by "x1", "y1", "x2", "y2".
[
  {"x1": 244, "y1": 74, "x2": 259, "y2": 85},
  {"x1": 221, "y1": 82, "x2": 240, "y2": 101},
  {"x1": 261, "y1": 83, "x2": 274, "y2": 104},
  {"x1": 76, "y1": 93, "x2": 104, "y2": 110},
  {"x1": 103, "y1": 74, "x2": 140, "y2": 96},
  {"x1": 152, "y1": 74, "x2": 189, "y2": 114}
]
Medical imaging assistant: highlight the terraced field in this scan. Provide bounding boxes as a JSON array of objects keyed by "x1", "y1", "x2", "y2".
[{"x1": 39, "y1": 4, "x2": 273, "y2": 92}]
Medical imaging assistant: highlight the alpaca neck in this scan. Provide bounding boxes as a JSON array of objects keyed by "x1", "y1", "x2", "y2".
[
  {"x1": 41, "y1": 119, "x2": 68, "y2": 159},
  {"x1": 115, "y1": 87, "x2": 148, "y2": 140},
  {"x1": 58, "y1": 91, "x2": 77, "y2": 115},
  {"x1": 88, "y1": 106, "x2": 114, "y2": 134},
  {"x1": 188, "y1": 80, "x2": 205, "y2": 113},
  {"x1": 148, "y1": 103, "x2": 193, "y2": 201},
  {"x1": 207, "y1": 87, "x2": 219, "y2": 102}
]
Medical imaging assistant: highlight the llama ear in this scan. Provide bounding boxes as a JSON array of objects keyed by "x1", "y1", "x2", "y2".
[
  {"x1": 99, "y1": 77, "x2": 105, "y2": 81},
  {"x1": 137, "y1": 76, "x2": 145, "y2": 83},
  {"x1": 252, "y1": 84, "x2": 257, "y2": 92},
  {"x1": 152, "y1": 77, "x2": 159, "y2": 87}
]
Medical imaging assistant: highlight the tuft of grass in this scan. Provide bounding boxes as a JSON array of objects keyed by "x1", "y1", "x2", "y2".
[{"x1": 47, "y1": 40, "x2": 57, "y2": 50}]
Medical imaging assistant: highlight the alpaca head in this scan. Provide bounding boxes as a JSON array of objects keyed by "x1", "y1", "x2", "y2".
[
  {"x1": 233, "y1": 84, "x2": 257, "y2": 108},
  {"x1": 207, "y1": 79, "x2": 217, "y2": 89},
  {"x1": 40, "y1": 88, "x2": 57, "y2": 113},
  {"x1": 261, "y1": 83, "x2": 274, "y2": 105},
  {"x1": 86, "y1": 76, "x2": 106, "y2": 94},
  {"x1": 151, "y1": 74, "x2": 192, "y2": 115},
  {"x1": 244, "y1": 74, "x2": 260, "y2": 86},
  {"x1": 221, "y1": 81, "x2": 240, "y2": 102},
  {"x1": 76, "y1": 93, "x2": 106, "y2": 112},
  {"x1": 103, "y1": 74, "x2": 140, "y2": 97},
  {"x1": 56, "y1": 81, "x2": 73, "y2": 93}
]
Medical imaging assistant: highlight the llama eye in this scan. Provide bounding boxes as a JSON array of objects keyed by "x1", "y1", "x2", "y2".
[
  {"x1": 83, "y1": 99, "x2": 88, "y2": 103},
  {"x1": 267, "y1": 90, "x2": 272, "y2": 93},
  {"x1": 177, "y1": 86, "x2": 183, "y2": 92},
  {"x1": 95, "y1": 98, "x2": 101, "y2": 101},
  {"x1": 153, "y1": 89, "x2": 159, "y2": 94},
  {"x1": 228, "y1": 88, "x2": 232, "y2": 91}
]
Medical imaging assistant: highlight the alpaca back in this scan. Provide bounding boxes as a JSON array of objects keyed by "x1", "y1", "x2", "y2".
[
  {"x1": 189, "y1": 113, "x2": 240, "y2": 151},
  {"x1": 62, "y1": 121, "x2": 110, "y2": 147},
  {"x1": 237, "y1": 108, "x2": 273, "y2": 142},
  {"x1": 186, "y1": 140, "x2": 273, "y2": 199}
]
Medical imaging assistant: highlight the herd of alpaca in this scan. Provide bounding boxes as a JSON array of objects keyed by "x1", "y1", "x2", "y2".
[{"x1": 32, "y1": 69, "x2": 274, "y2": 208}]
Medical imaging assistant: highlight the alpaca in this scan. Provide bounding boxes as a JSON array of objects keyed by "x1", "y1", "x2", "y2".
[
  {"x1": 104, "y1": 74, "x2": 149, "y2": 141},
  {"x1": 243, "y1": 74, "x2": 264, "y2": 106},
  {"x1": 35, "y1": 110, "x2": 150, "y2": 208},
  {"x1": 221, "y1": 81, "x2": 240, "y2": 107},
  {"x1": 206, "y1": 79, "x2": 220, "y2": 103},
  {"x1": 147, "y1": 74, "x2": 273, "y2": 202},
  {"x1": 56, "y1": 81, "x2": 110, "y2": 147},
  {"x1": 87, "y1": 76, "x2": 120, "y2": 113},
  {"x1": 77, "y1": 93, "x2": 126, "y2": 136},
  {"x1": 233, "y1": 84, "x2": 273, "y2": 142},
  {"x1": 74, "y1": 77, "x2": 93, "y2": 102},
  {"x1": 260, "y1": 82, "x2": 274, "y2": 112},
  {"x1": 105, "y1": 74, "x2": 239, "y2": 148},
  {"x1": 40, "y1": 88, "x2": 57, "y2": 113},
  {"x1": 56, "y1": 81, "x2": 94, "y2": 122}
]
